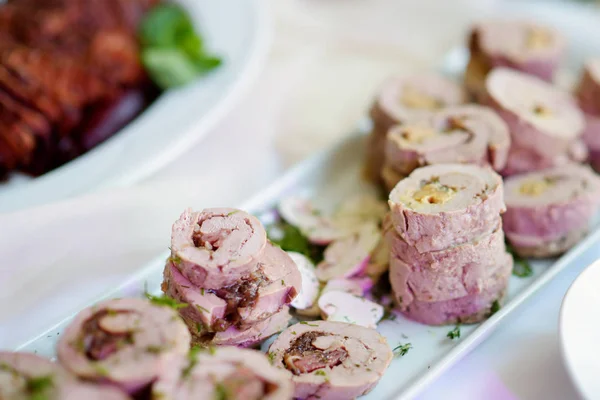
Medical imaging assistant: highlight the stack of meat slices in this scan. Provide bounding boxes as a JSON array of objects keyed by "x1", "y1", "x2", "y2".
[
  {"x1": 484, "y1": 67, "x2": 586, "y2": 176},
  {"x1": 164, "y1": 208, "x2": 302, "y2": 347},
  {"x1": 381, "y1": 104, "x2": 511, "y2": 192},
  {"x1": 576, "y1": 59, "x2": 600, "y2": 172},
  {"x1": 386, "y1": 164, "x2": 513, "y2": 325},
  {"x1": 365, "y1": 74, "x2": 467, "y2": 183},
  {"x1": 0, "y1": 0, "x2": 159, "y2": 177}
]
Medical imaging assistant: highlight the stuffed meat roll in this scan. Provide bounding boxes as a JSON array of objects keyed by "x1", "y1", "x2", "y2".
[
  {"x1": 152, "y1": 347, "x2": 293, "y2": 400},
  {"x1": 388, "y1": 163, "x2": 505, "y2": 253},
  {"x1": 268, "y1": 321, "x2": 392, "y2": 400},
  {"x1": 171, "y1": 208, "x2": 267, "y2": 289},
  {"x1": 485, "y1": 68, "x2": 584, "y2": 159},
  {"x1": 57, "y1": 298, "x2": 191, "y2": 394},
  {"x1": 466, "y1": 20, "x2": 565, "y2": 100},
  {"x1": 383, "y1": 105, "x2": 510, "y2": 187},
  {"x1": 576, "y1": 59, "x2": 600, "y2": 172},
  {"x1": 0, "y1": 352, "x2": 129, "y2": 400},
  {"x1": 503, "y1": 164, "x2": 600, "y2": 257}
]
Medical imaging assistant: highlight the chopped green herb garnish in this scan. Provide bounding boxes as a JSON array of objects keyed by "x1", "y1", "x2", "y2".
[
  {"x1": 201, "y1": 288, "x2": 205, "y2": 296},
  {"x1": 267, "y1": 352, "x2": 276, "y2": 364},
  {"x1": 208, "y1": 346, "x2": 216, "y2": 355},
  {"x1": 299, "y1": 321, "x2": 319, "y2": 327},
  {"x1": 267, "y1": 220, "x2": 324, "y2": 264},
  {"x1": 196, "y1": 322, "x2": 203, "y2": 334},
  {"x1": 94, "y1": 364, "x2": 109, "y2": 377},
  {"x1": 196, "y1": 305, "x2": 209, "y2": 314},
  {"x1": 168, "y1": 254, "x2": 182, "y2": 265},
  {"x1": 314, "y1": 370, "x2": 327, "y2": 376},
  {"x1": 447, "y1": 325, "x2": 461, "y2": 340},
  {"x1": 393, "y1": 343, "x2": 412, "y2": 357},
  {"x1": 26, "y1": 375, "x2": 53, "y2": 395},
  {"x1": 291, "y1": 331, "x2": 297, "y2": 335},
  {"x1": 145, "y1": 292, "x2": 188, "y2": 310},
  {"x1": 138, "y1": 4, "x2": 222, "y2": 90},
  {"x1": 506, "y1": 243, "x2": 533, "y2": 277},
  {"x1": 227, "y1": 210, "x2": 238, "y2": 216},
  {"x1": 281, "y1": 279, "x2": 285, "y2": 286},
  {"x1": 146, "y1": 345, "x2": 163, "y2": 354},
  {"x1": 182, "y1": 346, "x2": 202, "y2": 378},
  {"x1": 490, "y1": 300, "x2": 501, "y2": 316},
  {"x1": 214, "y1": 382, "x2": 229, "y2": 400}
]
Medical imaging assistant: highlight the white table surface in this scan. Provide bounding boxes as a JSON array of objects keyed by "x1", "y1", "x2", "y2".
[{"x1": 1, "y1": 0, "x2": 598, "y2": 399}]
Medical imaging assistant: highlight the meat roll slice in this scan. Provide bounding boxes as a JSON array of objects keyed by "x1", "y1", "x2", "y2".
[
  {"x1": 186, "y1": 307, "x2": 292, "y2": 348},
  {"x1": 269, "y1": 321, "x2": 392, "y2": 400},
  {"x1": 466, "y1": 20, "x2": 565, "y2": 100},
  {"x1": 57, "y1": 298, "x2": 191, "y2": 395},
  {"x1": 391, "y1": 257, "x2": 512, "y2": 325},
  {"x1": 152, "y1": 347, "x2": 293, "y2": 400},
  {"x1": 171, "y1": 208, "x2": 268, "y2": 289},
  {"x1": 0, "y1": 352, "x2": 129, "y2": 400},
  {"x1": 383, "y1": 105, "x2": 510, "y2": 186},
  {"x1": 366, "y1": 74, "x2": 466, "y2": 181},
  {"x1": 501, "y1": 139, "x2": 588, "y2": 176},
  {"x1": 576, "y1": 60, "x2": 600, "y2": 172},
  {"x1": 485, "y1": 68, "x2": 584, "y2": 159},
  {"x1": 503, "y1": 164, "x2": 600, "y2": 258},
  {"x1": 388, "y1": 163, "x2": 505, "y2": 253},
  {"x1": 164, "y1": 243, "x2": 300, "y2": 332},
  {"x1": 387, "y1": 224, "x2": 509, "y2": 302}
]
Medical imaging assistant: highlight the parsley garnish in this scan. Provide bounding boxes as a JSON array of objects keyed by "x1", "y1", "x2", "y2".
[
  {"x1": 200, "y1": 288, "x2": 205, "y2": 296},
  {"x1": 506, "y1": 242, "x2": 533, "y2": 277},
  {"x1": 214, "y1": 382, "x2": 229, "y2": 400},
  {"x1": 94, "y1": 364, "x2": 109, "y2": 377},
  {"x1": 447, "y1": 325, "x2": 461, "y2": 340},
  {"x1": 146, "y1": 345, "x2": 163, "y2": 354},
  {"x1": 314, "y1": 370, "x2": 327, "y2": 376},
  {"x1": 267, "y1": 220, "x2": 324, "y2": 264},
  {"x1": 182, "y1": 346, "x2": 202, "y2": 378},
  {"x1": 490, "y1": 300, "x2": 501, "y2": 316},
  {"x1": 26, "y1": 375, "x2": 53, "y2": 395},
  {"x1": 267, "y1": 352, "x2": 276, "y2": 364},
  {"x1": 168, "y1": 254, "x2": 182, "y2": 265},
  {"x1": 393, "y1": 343, "x2": 412, "y2": 357},
  {"x1": 196, "y1": 305, "x2": 209, "y2": 314},
  {"x1": 145, "y1": 292, "x2": 187, "y2": 310},
  {"x1": 196, "y1": 322, "x2": 203, "y2": 334},
  {"x1": 299, "y1": 321, "x2": 319, "y2": 327},
  {"x1": 227, "y1": 210, "x2": 238, "y2": 216}
]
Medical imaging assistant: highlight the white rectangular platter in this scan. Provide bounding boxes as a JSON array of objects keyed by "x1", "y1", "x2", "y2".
[{"x1": 14, "y1": 134, "x2": 600, "y2": 400}]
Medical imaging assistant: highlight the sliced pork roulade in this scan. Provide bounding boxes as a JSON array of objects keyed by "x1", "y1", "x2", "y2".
[
  {"x1": 388, "y1": 163, "x2": 505, "y2": 253},
  {"x1": 501, "y1": 139, "x2": 588, "y2": 176},
  {"x1": 163, "y1": 243, "x2": 300, "y2": 333},
  {"x1": 390, "y1": 255, "x2": 513, "y2": 325},
  {"x1": 485, "y1": 68, "x2": 584, "y2": 159},
  {"x1": 57, "y1": 298, "x2": 190, "y2": 395},
  {"x1": 466, "y1": 20, "x2": 565, "y2": 100},
  {"x1": 503, "y1": 164, "x2": 600, "y2": 258},
  {"x1": 576, "y1": 59, "x2": 600, "y2": 172},
  {"x1": 0, "y1": 352, "x2": 129, "y2": 400},
  {"x1": 171, "y1": 208, "x2": 267, "y2": 289},
  {"x1": 365, "y1": 74, "x2": 466, "y2": 181},
  {"x1": 152, "y1": 347, "x2": 293, "y2": 400},
  {"x1": 269, "y1": 321, "x2": 392, "y2": 400},
  {"x1": 383, "y1": 105, "x2": 510, "y2": 187}
]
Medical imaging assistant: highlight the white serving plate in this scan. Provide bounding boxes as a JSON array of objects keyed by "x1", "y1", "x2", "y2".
[
  {"x1": 14, "y1": 135, "x2": 600, "y2": 400},
  {"x1": 0, "y1": 0, "x2": 270, "y2": 214},
  {"x1": 560, "y1": 259, "x2": 600, "y2": 400}
]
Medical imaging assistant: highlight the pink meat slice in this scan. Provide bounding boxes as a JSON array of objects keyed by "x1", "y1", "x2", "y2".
[
  {"x1": 500, "y1": 139, "x2": 588, "y2": 176},
  {"x1": 164, "y1": 244, "x2": 300, "y2": 333},
  {"x1": 388, "y1": 163, "x2": 505, "y2": 253},
  {"x1": 171, "y1": 208, "x2": 267, "y2": 289},
  {"x1": 576, "y1": 59, "x2": 600, "y2": 116},
  {"x1": 387, "y1": 225, "x2": 509, "y2": 302},
  {"x1": 503, "y1": 164, "x2": 600, "y2": 255},
  {"x1": 152, "y1": 347, "x2": 293, "y2": 400},
  {"x1": 56, "y1": 298, "x2": 190, "y2": 395},
  {"x1": 269, "y1": 321, "x2": 392, "y2": 400},
  {"x1": 485, "y1": 68, "x2": 584, "y2": 159},
  {"x1": 391, "y1": 256, "x2": 513, "y2": 325},
  {"x1": 384, "y1": 105, "x2": 510, "y2": 176}
]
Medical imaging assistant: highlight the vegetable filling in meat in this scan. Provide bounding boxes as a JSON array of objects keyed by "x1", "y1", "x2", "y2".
[
  {"x1": 80, "y1": 310, "x2": 134, "y2": 361},
  {"x1": 219, "y1": 368, "x2": 278, "y2": 400},
  {"x1": 283, "y1": 332, "x2": 348, "y2": 375},
  {"x1": 192, "y1": 214, "x2": 253, "y2": 253}
]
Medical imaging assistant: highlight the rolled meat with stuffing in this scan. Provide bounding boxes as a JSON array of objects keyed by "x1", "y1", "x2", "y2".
[
  {"x1": 365, "y1": 74, "x2": 467, "y2": 181},
  {"x1": 57, "y1": 298, "x2": 191, "y2": 395},
  {"x1": 171, "y1": 208, "x2": 268, "y2": 289},
  {"x1": 501, "y1": 139, "x2": 588, "y2": 176},
  {"x1": 268, "y1": 321, "x2": 392, "y2": 400},
  {"x1": 466, "y1": 20, "x2": 565, "y2": 100},
  {"x1": 163, "y1": 243, "x2": 300, "y2": 333},
  {"x1": 0, "y1": 352, "x2": 130, "y2": 400},
  {"x1": 503, "y1": 164, "x2": 600, "y2": 258},
  {"x1": 485, "y1": 68, "x2": 584, "y2": 159},
  {"x1": 576, "y1": 59, "x2": 600, "y2": 172},
  {"x1": 152, "y1": 347, "x2": 293, "y2": 400},
  {"x1": 390, "y1": 256, "x2": 512, "y2": 325},
  {"x1": 387, "y1": 224, "x2": 509, "y2": 302},
  {"x1": 383, "y1": 105, "x2": 510, "y2": 188},
  {"x1": 388, "y1": 163, "x2": 505, "y2": 253}
]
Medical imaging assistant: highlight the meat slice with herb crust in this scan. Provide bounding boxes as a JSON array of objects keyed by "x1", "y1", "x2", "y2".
[
  {"x1": 171, "y1": 208, "x2": 268, "y2": 290},
  {"x1": 388, "y1": 163, "x2": 505, "y2": 253},
  {"x1": 56, "y1": 298, "x2": 190, "y2": 395},
  {"x1": 163, "y1": 243, "x2": 300, "y2": 333},
  {"x1": 268, "y1": 321, "x2": 392, "y2": 400},
  {"x1": 152, "y1": 346, "x2": 292, "y2": 400},
  {"x1": 0, "y1": 352, "x2": 129, "y2": 400}
]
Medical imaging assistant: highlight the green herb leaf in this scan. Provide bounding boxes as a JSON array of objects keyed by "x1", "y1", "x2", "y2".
[
  {"x1": 139, "y1": 4, "x2": 197, "y2": 48},
  {"x1": 268, "y1": 220, "x2": 325, "y2": 264},
  {"x1": 267, "y1": 352, "x2": 276, "y2": 364},
  {"x1": 145, "y1": 291, "x2": 188, "y2": 310},
  {"x1": 299, "y1": 321, "x2": 319, "y2": 327},
  {"x1": 506, "y1": 244, "x2": 533, "y2": 278},
  {"x1": 214, "y1": 382, "x2": 229, "y2": 400},
  {"x1": 314, "y1": 370, "x2": 327, "y2": 376},
  {"x1": 182, "y1": 346, "x2": 202, "y2": 378},
  {"x1": 490, "y1": 300, "x2": 501, "y2": 316},
  {"x1": 26, "y1": 375, "x2": 53, "y2": 395},
  {"x1": 393, "y1": 343, "x2": 412, "y2": 357},
  {"x1": 447, "y1": 325, "x2": 461, "y2": 340}
]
